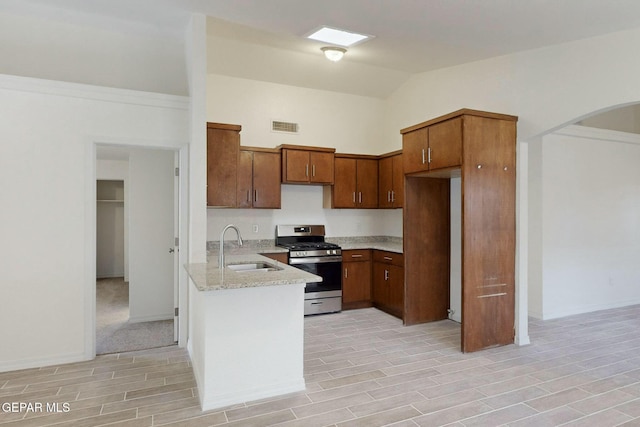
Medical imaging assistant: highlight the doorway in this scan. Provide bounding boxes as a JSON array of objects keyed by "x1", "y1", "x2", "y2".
[{"x1": 95, "y1": 146, "x2": 178, "y2": 354}]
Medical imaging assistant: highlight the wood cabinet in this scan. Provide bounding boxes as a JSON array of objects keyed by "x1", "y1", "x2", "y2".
[
  {"x1": 342, "y1": 250, "x2": 372, "y2": 309},
  {"x1": 279, "y1": 145, "x2": 335, "y2": 184},
  {"x1": 372, "y1": 250, "x2": 404, "y2": 319},
  {"x1": 401, "y1": 109, "x2": 517, "y2": 353},
  {"x1": 327, "y1": 155, "x2": 378, "y2": 208},
  {"x1": 260, "y1": 252, "x2": 288, "y2": 264},
  {"x1": 237, "y1": 148, "x2": 281, "y2": 209},
  {"x1": 402, "y1": 117, "x2": 462, "y2": 175},
  {"x1": 378, "y1": 151, "x2": 404, "y2": 208},
  {"x1": 207, "y1": 122, "x2": 241, "y2": 207}
]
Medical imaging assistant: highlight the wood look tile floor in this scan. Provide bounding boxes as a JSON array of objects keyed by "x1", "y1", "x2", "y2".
[{"x1": 3, "y1": 306, "x2": 640, "y2": 426}]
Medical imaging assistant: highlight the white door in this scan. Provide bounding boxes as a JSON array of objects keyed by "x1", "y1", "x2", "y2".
[{"x1": 128, "y1": 148, "x2": 176, "y2": 327}]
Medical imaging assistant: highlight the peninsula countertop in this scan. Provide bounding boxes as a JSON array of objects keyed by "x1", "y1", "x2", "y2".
[{"x1": 185, "y1": 253, "x2": 321, "y2": 292}]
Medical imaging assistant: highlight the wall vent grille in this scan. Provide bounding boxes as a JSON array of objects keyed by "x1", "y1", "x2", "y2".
[{"x1": 272, "y1": 120, "x2": 299, "y2": 134}]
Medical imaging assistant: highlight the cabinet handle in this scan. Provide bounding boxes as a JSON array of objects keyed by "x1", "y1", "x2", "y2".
[
  {"x1": 312, "y1": 164, "x2": 316, "y2": 177},
  {"x1": 384, "y1": 269, "x2": 389, "y2": 281},
  {"x1": 305, "y1": 164, "x2": 309, "y2": 177},
  {"x1": 391, "y1": 190, "x2": 395, "y2": 202},
  {"x1": 254, "y1": 190, "x2": 257, "y2": 202},
  {"x1": 344, "y1": 268, "x2": 348, "y2": 279},
  {"x1": 384, "y1": 256, "x2": 393, "y2": 261},
  {"x1": 421, "y1": 148, "x2": 425, "y2": 164},
  {"x1": 387, "y1": 190, "x2": 391, "y2": 203},
  {"x1": 353, "y1": 192, "x2": 356, "y2": 203},
  {"x1": 428, "y1": 147, "x2": 432, "y2": 164},
  {"x1": 358, "y1": 192, "x2": 362, "y2": 204},
  {"x1": 246, "y1": 190, "x2": 250, "y2": 203},
  {"x1": 351, "y1": 254, "x2": 363, "y2": 258}
]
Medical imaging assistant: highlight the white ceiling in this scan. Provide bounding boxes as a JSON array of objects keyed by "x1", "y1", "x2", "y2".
[{"x1": 7, "y1": 0, "x2": 640, "y2": 97}]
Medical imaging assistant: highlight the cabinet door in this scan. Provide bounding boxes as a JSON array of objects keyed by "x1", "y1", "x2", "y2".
[
  {"x1": 392, "y1": 154, "x2": 404, "y2": 208},
  {"x1": 207, "y1": 127, "x2": 239, "y2": 207},
  {"x1": 342, "y1": 260, "x2": 371, "y2": 305},
  {"x1": 372, "y1": 262, "x2": 389, "y2": 308},
  {"x1": 236, "y1": 151, "x2": 253, "y2": 208},
  {"x1": 388, "y1": 264, "x2": 404, "y2": 318},
  {"x1": 428, "y1": 117, "x2": 462, "y2": 170},
  {"x1": 378, "y1": 156, "x2": 393, "y2": 208},
  {"x1": 283, "y1": 150, "x2": 310, "y2": 183},
  {"x1": 309, "y1": 151, "x2": 334, "y2": 184},
  {"x1": 356, "y1": 159, "x2": 378, "y2": 208},
  {"x1": 402, "y1": 127, "x2": 429, "y2": 174},
  {"x1": 333, "y1": 158, "x2": 357, "y2": 208},
  {"x1": 253, "y1": 152, "x2": 281, "y2": 208}
]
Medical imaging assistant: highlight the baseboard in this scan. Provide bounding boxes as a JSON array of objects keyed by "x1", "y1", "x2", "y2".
[
  {"x1": 128, "y1": 313, "x2": 174, "y2": 323},
  {"x1": 96, "y1": 274, "x2": 125, "y2": 279},
  {"x1": 0, "y1": 351, "x2": 88, "y2": 373},
  {"x1": 200, "y1": 378, "x2": 306, "y2": 412},
  {"x1": 541, "y1": 299, "x2": 640, "y2": 320}
]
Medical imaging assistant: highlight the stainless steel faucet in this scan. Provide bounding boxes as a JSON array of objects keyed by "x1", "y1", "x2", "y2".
[{"x1": 219, "y1": 224, "x2": 243, "y2": 268}]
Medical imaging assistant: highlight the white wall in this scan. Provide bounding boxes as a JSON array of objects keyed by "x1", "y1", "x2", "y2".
[
  {"x1": 383, "y1": 27, "x2": 640, "y2": 147},
  {"x1": 0, "y1": 75, "x2": 188, "y2": 372},
  {"x1": 208, "y1": 186, "x2": 403, "y2": 242},
  {"x1": 530, "y1": 125, "x2": 640, "y2": 319},
  {"x1": 206, "y1": 74, "x2": 403, "y2": 241},
  {"x1": 0, "y1": 7, "x2": 187, "y2": 95},
  {"x1": 579, "y1": 104, "x2": 640, "y2": 134}
]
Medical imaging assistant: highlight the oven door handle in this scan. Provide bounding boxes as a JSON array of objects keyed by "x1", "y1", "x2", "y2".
[{"x1": 289, "y1": 256, "x2": 343, "y2": 265}]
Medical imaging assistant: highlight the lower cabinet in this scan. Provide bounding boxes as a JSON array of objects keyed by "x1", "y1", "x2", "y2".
[
  {"x1": 260, "y1": 252, "x2": 288, "y2": 264},
  {"x1": 372, "y1": 250, "x2": 404, "y2": 319},
  {"x1": 342, "y1": 250, "x2": 372, "y2": 309}
]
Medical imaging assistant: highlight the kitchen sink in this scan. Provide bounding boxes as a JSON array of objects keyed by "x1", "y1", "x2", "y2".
[{"x1": 227, "y1": 261, "x2": 284, "y2": 273}]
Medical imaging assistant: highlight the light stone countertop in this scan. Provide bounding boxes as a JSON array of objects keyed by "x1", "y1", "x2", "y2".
[
  {"x1": 185, "y1": 253, "x2": 321, "y2": 292},
  {"x1": 326, "y1": 236, "x2": 403, "y2": 254}
]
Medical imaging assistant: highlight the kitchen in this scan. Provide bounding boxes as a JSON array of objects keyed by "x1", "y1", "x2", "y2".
[{"x1": 4, "y1": 2, "x2": 640, "y2": 409}]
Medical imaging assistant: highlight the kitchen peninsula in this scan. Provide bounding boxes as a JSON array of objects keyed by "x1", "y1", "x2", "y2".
[{"x1": 185, "y1": 251, "x2": 320, "y2": 411}]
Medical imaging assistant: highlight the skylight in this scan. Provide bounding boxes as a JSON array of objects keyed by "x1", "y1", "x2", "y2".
[{"x1": 306, "y1": 26, "x2": 371, "y2": 47}]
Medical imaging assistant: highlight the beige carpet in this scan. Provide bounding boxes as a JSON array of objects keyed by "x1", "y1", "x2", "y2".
[{"x1": 96, "y1": 277, "x2": 175, "y2": 354}]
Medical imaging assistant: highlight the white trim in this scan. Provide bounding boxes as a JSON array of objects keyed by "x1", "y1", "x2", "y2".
[
  {"x1": 556, "y1": 124, "x2": 640, "y2": 145},
  {"x1": 200, "y1": 379, "x2": 306, "y2": 412},
  {"x1": 541, "y1": 298, "x2": 640, "y2": 320},
  {"x1": 0, "y1": 352, "x2": 87, "y2": 374},
  {"x1": 515, "y1": 140, "x2": 531, "y2": 347},
  {"x1": 86, "y1": 139, "x2": 189, "y2": 362},
  {"x1": 0, "y1": 74, "x2": 189, "y2": 110}
]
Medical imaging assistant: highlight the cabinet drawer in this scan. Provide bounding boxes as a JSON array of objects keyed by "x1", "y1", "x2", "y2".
[
  {"x1": 342, "y1": 249, "x2": 371, "y2": 262},
  {"x1": 373, "y1": 250, "x2": 403, "y2": 267}
]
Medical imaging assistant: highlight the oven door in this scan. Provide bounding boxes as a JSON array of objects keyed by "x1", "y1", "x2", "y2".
[{"x1": 289, "y1": 255, "x2": 342, "y2": 299}]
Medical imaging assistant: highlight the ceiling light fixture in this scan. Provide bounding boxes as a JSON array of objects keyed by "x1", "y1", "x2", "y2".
[{"x1": 321, "y1": 46, "x2": 346, "y2": 62}]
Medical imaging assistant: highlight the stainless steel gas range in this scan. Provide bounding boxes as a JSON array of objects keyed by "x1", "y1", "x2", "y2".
[{"x1": 275, "y1": 225, "x2": 342, "y2": 315}]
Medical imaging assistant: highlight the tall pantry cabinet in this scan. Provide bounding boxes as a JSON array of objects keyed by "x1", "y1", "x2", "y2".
[{"x1": 401, "y1": 109, "x2": 517, "y2": 353}]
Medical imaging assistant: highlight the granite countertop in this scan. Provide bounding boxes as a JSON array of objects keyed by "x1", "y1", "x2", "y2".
[
  {"x1": 326, "y1": 236, "x2": 403, "y2": 253},
  {"x1": 186, "y1": 253, "x2": 321, "y2": 292}
]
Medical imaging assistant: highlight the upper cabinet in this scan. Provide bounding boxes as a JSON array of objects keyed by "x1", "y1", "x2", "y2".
[
  {"x1": 280, "y1": 145, "x2": 335, "y2": 184},
  {"x1": 207, "y1": 122, "x2": 241, "y2": 207},
  {"x1": 378, "y1": 152, "x2": 403, "y2": 209},
  {"x1": 237, "y1": 148, "x2": 281, "y2": 209},
  {"x1": 326, "y1": 154, "x2": 378, "y2": 208},
  {"x1": 402, "y1": 117, "x2": 462, "y2": 175}
]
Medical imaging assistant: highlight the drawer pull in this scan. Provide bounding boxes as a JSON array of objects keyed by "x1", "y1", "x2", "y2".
[
  {"x1": 351, "y1": 254, "x2": 363, "y2": 258},
  {"x1": 384, "y1": 256, "x2": 393, "y2": 261}
]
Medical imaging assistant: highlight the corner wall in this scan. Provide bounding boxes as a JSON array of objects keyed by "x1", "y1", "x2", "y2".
[
  {"x1": 0, "y1": 75, "x2": 188, "y2": 372},
  {"x1": 532, "y1": 125, "x2": 640, "y2": 319}
]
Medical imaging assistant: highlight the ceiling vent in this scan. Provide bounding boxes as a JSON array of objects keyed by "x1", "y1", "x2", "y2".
[{"x1": 272, "y1": 120, "x2": 299, "y2": 134}]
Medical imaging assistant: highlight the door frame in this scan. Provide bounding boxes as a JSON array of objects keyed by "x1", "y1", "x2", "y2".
[{"x1": 85, "y1": 138, "x2": 189, "y2": 359}]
